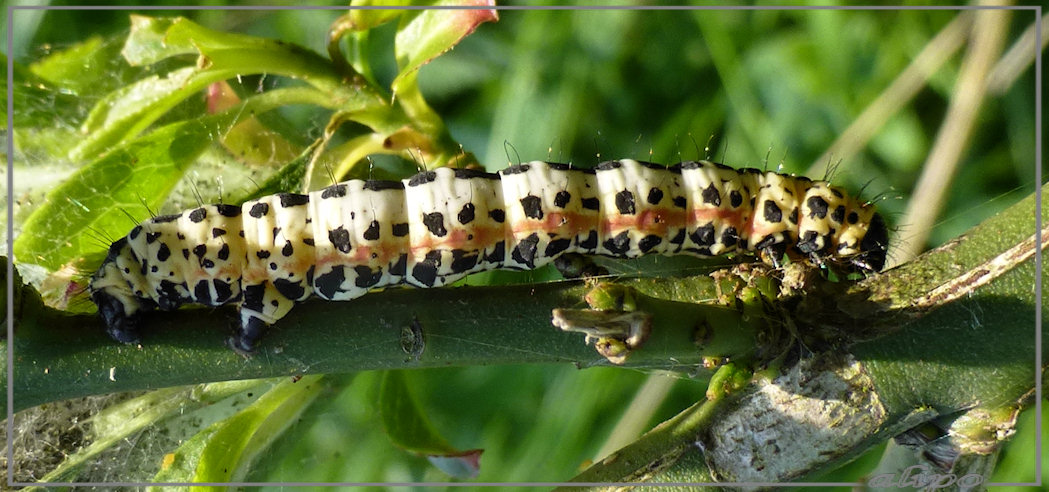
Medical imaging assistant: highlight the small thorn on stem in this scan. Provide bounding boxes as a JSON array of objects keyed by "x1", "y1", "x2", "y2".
[{"x1": 551, "y1": 308, "x2": 652, "y2": 364}]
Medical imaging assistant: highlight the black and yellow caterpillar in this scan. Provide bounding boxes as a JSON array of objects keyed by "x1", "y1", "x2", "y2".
[{"x1": 89, "y1": 159, "x2": 888, "y2": 353}]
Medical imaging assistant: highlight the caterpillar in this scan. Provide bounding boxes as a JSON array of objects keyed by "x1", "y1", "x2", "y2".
[{"x1": 89, "y1": 159, "x2": 888, "y2": 353}]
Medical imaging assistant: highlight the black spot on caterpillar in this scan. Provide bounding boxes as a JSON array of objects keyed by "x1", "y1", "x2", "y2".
[{"x1": 89, "y1": 159, "x2": 888, "y2": 353}]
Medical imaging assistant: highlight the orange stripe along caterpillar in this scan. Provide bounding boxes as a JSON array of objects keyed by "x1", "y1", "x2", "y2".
[{"x1": 89, "y1": 159, "x2": 889, "y2": 353}]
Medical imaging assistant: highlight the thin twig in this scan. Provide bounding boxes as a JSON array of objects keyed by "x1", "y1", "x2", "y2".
[
  {"x1": 594, "y1": 373, "x2": 678, "y2": 461},
  {"x1": 888, "y1": 4, "x2": 1012, "y2": 268},
  {"x1": 806, "y1": 13, "x2": 973, "y2": 178},
  {"x1": 987, "y1": 12, "x2": 1049, "y2": 95}
]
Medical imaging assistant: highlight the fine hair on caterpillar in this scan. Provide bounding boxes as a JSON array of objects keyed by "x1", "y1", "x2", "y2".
[{"x1": 89, "y1": 159, "x2": 889, "y2": 354}]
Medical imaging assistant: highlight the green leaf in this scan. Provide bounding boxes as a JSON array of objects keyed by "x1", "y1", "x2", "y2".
[
  {"x1": 72, "y1": 15, "x2": 355, "y2": 161},
  {"x1": 231, "y1": 138, "x2": 318, "y2": 201},
  {"x1": 392, "y1": 1, "x2": 498, "y2": 82},
  {"x1": 141, "y1": 16, "x2": 345, "y2": 93},
  {"x1": 345, "y1": 0, "x2": 412, "y2": 32},
  {"x1": 28, "y1": 35, "x2": 124, "y2": 95},
  {"x1": 151, "y1": 376, "x2": 326, "y2": 485},
  {"x1": 14, "y1": 87, "x2": 328, "y2": 272},
  {"x1": 15, "y1": 118, "x2": 215, "y2": 272},
  {"x1": 390, "y1": 1, "x2": 498, "y2": 129},
  {"x1": 6, "y1": 53, "x2": 83, "y2": 130},
  {"x1": 121, "y1": 15, "x2": 193, "y2": 65},
  {"x1": 207, "y1": 81, "x2": 304, "y2": 168},
  {"x1": 122, "y1": 14, "x2": 294, "y2": 67},
  {"x1": 379, "y1": 370, "x2": 483, "y2": 479},
  {"x1": 74, "y1": 66, "x2": 201, "y2": 155}
]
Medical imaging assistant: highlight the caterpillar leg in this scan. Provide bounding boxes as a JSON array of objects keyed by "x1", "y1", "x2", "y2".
[
  {"x1": 228, "y1": 314, "x2": 269, "y2": 356},
  {"x1": 228, "y1": 281, "x2": 296, "y2": 355},
  {"x1": 760, "y1": 243, "x2": 789, "y2": 268},
  {"x1": 553, "y1": 253, "x2": 608, "y2": 279}
]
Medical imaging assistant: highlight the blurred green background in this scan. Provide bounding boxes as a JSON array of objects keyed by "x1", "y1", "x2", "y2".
[{"x1": 5, "y1": 1, "x2": 1043, "y2": 488}]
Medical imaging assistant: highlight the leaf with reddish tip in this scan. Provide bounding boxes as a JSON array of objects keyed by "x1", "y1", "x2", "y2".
[
  {"x1": 427, "y1": 449, "x2": 484, "y2": 480},
  {"x1": 378, "y1": 370, "x2": 483, "y2": 479},
  {"x1": 390, "y1": 1, "x2": 498, "y2": 96}
]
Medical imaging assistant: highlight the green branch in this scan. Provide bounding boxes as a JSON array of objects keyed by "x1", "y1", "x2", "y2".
[{"x1": 5, "y1": 263, "x2": 768, "y2": 414}]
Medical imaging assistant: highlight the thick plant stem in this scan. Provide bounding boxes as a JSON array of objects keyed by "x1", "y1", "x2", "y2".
[{"x1": 4, "y1": 266, "x2": 763, "y2": 414}]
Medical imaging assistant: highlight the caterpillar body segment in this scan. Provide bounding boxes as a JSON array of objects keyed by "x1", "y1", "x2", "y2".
[{"x1": 89, "y1": 159, "x2": 889, "y2": 352}]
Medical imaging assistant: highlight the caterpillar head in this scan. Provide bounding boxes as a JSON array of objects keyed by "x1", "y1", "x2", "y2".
[
  {"x1": 89, "y1": 237, "x2": 151, "y2": 344},
  {"x1": 794, "y1": 183, "x2": 888, "y2": 275},
  {"x1": 843, "y1": 211, "x2": 889, "y2": 273}
]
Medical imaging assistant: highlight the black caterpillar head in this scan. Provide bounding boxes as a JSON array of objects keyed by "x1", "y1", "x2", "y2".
[{"x1": 849, "y1": 212, "x2": 889, "y2": 273}]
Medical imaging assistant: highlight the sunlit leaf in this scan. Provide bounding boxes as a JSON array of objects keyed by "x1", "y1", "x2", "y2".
[
  {"x1": 121, "y1": 15, "x2": 192, "y2": 65},
  {"x1": 7, "y1": 53, "x2": 82, "y2": 142},
  {"x1": 73, "y1": 15, "x2": 352, "y2": 161},
  {"x1": 231, "y1": 138, "x2": 318, "y2": 201},
  {"x1": 122, "y1": 15, "x2": 290, "y2": 66},
  {"x1": 152, "y1": 376, "x2": 326, "y2": 484},
  {"x1": 15, "y1": 117, "x2": 219, "y2": 272},
  {"x1": 35, "y1": 380, "x2": 267, "y2": 484},
  {"x1": 29, "y1": 35, "x2": 127, "y2": 95},
  {"x1": 76, "y1": 66, "x2": 197, "y2": 140},
  {"x1": 391, "y1": 1, "x2": 498, "y2": 96},
  {"x1": 16, "y1": 84, "x2": 341, "y2": 273}
]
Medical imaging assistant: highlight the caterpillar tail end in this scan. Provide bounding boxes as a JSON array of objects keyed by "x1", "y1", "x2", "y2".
[{"x1": 91, "y1": 289, "x2": 143, "y2": 345}]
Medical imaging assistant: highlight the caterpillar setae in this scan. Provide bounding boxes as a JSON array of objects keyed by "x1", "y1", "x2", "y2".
[{"x1": 90, "y1": 159, "x2": 889, "y2": 353}]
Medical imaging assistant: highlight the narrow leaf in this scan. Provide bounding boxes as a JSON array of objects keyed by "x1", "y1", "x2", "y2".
[
  {"x1": 153, "y1": 376, "x2": 326, "y2": 484},
  {"x1": 33, "y1": 380, "x2": 267, "y2": 484},
  {"x1": 76, "y1": 66, "x2": 197, "y2": 138},
  {"x1": 122, "y1": 15, "x2": 289, "y2": 66},
  {"x1": 391, "y1": 1, "x2": 498, "y2": 96}
]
